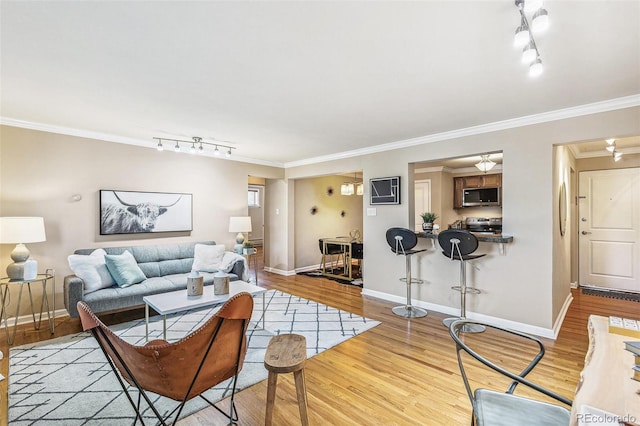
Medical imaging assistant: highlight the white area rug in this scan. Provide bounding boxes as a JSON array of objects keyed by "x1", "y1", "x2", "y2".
[{"x1": 9, "y1": 290, "x2": 380, "y2": 425}]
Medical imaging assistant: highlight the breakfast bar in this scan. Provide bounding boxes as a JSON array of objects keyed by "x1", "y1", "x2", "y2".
[{"x1": 417, "y1": 231, "x2": 513, "y2": 254}]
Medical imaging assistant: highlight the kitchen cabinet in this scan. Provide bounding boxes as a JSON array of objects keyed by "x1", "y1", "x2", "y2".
[{"x1": 453, "y1": 173, "x2": 502, "y2": 208}]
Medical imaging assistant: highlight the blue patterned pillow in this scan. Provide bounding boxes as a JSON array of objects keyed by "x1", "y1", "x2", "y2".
[{"x1": 104, "y1": 250, "x2": 147, "y2": 287}]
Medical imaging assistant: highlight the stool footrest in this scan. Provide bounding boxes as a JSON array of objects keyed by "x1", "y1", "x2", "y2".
[
  {"x1": 400, "y1": 278, "x2": 424, "y2": 285},
  {"x1": 451, "y1": 286, "x2": 481, "y2": 294}
]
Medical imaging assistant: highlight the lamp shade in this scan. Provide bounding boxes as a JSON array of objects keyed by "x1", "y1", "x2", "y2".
[
  {"x1": 0, "y1": 217, "x2": 46, "y2": 244},
  {"x1": 228, "y1": 216, "x2": 252, "y2": 233}
]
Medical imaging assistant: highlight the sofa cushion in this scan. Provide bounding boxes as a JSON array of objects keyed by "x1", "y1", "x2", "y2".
[
  {"x1": 192, "y1": 244, "x2": 226, "y2": 272},
  {"x1": 83, "y1": 277, "x2": 177, "y2": 312},
  {"x1": 105, "y1": 250, "x2": 147, "y2": 287},
  {"x1": 67, "y1": 249, "x2": 115, "y2": 294}
]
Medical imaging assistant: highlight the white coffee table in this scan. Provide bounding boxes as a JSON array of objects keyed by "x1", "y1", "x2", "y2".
[{"x1": 143, "y1": 280, "x2": 266, "y2": 341}]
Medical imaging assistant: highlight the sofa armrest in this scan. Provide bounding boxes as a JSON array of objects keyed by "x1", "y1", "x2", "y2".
[
  {"x1": 230, "y1": 257, "x2": 245, "y2": 281},
  {"x1": 64, "y1": 275, "x2": 85, "y2": 318}
]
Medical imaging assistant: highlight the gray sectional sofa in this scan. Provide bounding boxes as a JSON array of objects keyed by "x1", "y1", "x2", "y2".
[{"x1": 63, "y1": 241, "x2": 244, "y2": 318}]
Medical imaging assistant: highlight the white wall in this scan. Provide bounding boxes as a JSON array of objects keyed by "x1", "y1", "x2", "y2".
[
  {"x1": 285, "y1": 106, "x2": 640, "y2": 335},
  {"x1": 0, "y1": 125, "x2": 283, "y2": 316}
]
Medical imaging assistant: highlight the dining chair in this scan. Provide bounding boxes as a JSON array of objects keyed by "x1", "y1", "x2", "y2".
[{"x1": 449, "y1": 319, "x2": 572, "y2": 426}]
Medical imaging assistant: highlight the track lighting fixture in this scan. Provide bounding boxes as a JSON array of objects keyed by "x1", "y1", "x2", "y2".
[
  {"x1": 153, "y1": 136, "x2": 236, "y2": 158},
  {"x1": 514, "y1": 0, "x2": 549, "y2": 78},
  {"x1": 605, "y1": 138, "x2": 623, "y2": 162}
]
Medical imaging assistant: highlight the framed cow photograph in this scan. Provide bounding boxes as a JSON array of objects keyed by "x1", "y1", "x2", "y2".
[{"x1": 99, "y1": 190, "x2": 193, "y2": 235}]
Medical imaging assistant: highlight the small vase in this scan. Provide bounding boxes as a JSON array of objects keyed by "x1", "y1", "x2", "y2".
[{"x1": 422, "y1": 222, "x2": 434, "y2": 232}]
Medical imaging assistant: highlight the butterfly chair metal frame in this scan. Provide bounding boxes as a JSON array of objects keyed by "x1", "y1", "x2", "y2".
[
  {"x1": 449, "y1": 319, "x2": 572, "y2": 426},
  {"x1": 77, "y1": 292, "x2": 253, "y2": 426}
]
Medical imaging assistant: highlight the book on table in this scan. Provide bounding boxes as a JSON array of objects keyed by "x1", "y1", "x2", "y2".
[
  {"x1": 610, "y1": 316, "x2": 640, "y2": 338},
  {"x1": 634, "y1": 365, "x2": 640, "y2": 382},
  {"x1": 625, "y1": 341, "x2": 640, "y2": 356}
]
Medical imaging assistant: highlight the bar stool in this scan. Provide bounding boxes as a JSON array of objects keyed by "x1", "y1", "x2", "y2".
[
  {"x1": 438, "y1": 229, "x2": 486, "y2": 333},
  {"x1": 385, "y1": 227, "x2": 427, "y2": 318}
]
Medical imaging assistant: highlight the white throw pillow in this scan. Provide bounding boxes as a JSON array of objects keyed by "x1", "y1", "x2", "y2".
[
  {"x1": 68, "y1": 249, "x2": 116, "y2": 294},
  {"x1": 191, "y1": 244, "x2": 226, "y2": 272}
]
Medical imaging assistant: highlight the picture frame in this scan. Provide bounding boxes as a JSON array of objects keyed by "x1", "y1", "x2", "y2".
[
  {"x1": 370, "y1": 176, "x2": 401, "y2": 205},
  {"x1": 99, "y1": 190, "x2": 193, "y2": 235}
]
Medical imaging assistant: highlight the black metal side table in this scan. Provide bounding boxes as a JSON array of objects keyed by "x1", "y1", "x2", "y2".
[{"x1": 0, "y1": 268, "x2": 55, "y2": 345}]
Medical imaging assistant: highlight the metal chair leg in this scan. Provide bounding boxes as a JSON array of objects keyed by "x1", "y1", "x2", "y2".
[{"x1": 392, "y1": 255, "x2": 428, "y2": 318}]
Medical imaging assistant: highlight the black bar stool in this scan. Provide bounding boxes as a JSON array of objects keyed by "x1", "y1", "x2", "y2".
[
  {"x1": 385, "y1": 227, "x2": 427, "y2": 318},
  {"x1": 438, "y1": 230, "x2": 486, "y2": 333}
]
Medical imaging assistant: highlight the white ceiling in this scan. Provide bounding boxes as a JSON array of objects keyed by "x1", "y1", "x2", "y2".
[{"x1": 1, "y1": 1, "x2": 639, "y2": 167}]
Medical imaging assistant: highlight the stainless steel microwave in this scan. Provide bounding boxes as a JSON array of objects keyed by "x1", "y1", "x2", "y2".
[{"x1": 462, "y1": 187, "x2": 501, "y2": 207}]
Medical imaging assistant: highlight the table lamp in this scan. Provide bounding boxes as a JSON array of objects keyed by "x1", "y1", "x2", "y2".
[
  {"x1": 228, "y1": 216, "x2": 252, "y2": 254},
  {"x1": 0, "y1": 217, "x2": 46, "y2": 280}
]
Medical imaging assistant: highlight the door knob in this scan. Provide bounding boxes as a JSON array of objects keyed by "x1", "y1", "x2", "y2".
[{"x1": 581, "y1": 231, "x2": 592, "y2": 235}]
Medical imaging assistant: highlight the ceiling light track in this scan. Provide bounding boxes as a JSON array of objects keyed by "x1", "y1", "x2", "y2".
[
  {"x1": 153, "y1": 136, "x2": 235, "y2": 157},
  {"x1": 514, "y1": 0, "x2": 549, "y2": 78}
]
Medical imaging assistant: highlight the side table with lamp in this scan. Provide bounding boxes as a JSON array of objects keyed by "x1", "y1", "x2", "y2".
[
  {"x1": 0, "y1": 217, "x2": 55, "y2": 345},
  {"x1": 229, "y1": 216, "x2": 252, "y2": 254}
]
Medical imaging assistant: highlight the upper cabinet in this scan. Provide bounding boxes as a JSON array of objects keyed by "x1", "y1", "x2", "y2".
[{"x1": 453, "y1": 173, "x2": 502, "y2": 208}]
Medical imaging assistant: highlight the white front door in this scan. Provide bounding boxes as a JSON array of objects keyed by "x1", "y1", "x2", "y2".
[
  {"x1": 578, "y1": 168, "x2": 640, "y2": 292},
  {"x1": 414, "y1": 180, "x2": 432, "y2": 232}
]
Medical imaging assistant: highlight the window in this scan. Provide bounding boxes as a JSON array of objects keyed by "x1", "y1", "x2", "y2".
[{"x1": 248, "y1": 189, "x2": 260, "y2": 207}]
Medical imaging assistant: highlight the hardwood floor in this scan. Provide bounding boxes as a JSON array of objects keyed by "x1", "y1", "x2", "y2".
[{"x1": 1, "y1": 251, "x2": 637, "y2": 425}]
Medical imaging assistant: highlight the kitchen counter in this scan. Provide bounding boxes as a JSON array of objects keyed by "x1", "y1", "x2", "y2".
[
  {"x1": 417, "y1": 231, "x2": 513, "y2": 243},
  {"x1": 417, "y1": 231, "x2": 513, "y2": 254}
]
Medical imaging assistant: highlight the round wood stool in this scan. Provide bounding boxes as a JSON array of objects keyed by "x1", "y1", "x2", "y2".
[{"x1": 264, "y1": 333, "x2": 309, "y2": 426}]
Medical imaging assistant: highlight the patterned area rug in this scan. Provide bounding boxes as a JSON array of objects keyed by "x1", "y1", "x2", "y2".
[
  {"x1": 298, "y1": 269, "x2": 363, "y2": 287},
  {"x1": 9, "y1": 290, "x2": 379, "y2": 425}
]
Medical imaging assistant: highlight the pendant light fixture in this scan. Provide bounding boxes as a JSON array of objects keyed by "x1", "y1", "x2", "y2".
[
  {"x1": 341, "y1": 172, "x2": 363, "y2": 196},
  {"x1": 475, "y1": 155, "x2": 496, "y2": 173}
]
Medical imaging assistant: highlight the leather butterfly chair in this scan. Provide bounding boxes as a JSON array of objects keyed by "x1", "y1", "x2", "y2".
[
  {"x1": 449, "y1": 319, "x2": 572, "y2": 426},
  {"x1": 77, "y1": 292, "x2": 254, "y2": 426}
]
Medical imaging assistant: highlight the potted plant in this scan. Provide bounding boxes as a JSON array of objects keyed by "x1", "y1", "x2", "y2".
[
  {"x1": 242, "y1": 241, "x2": 256, "y2": 255},
  {"x1": 420, "y1": 212, "x2": 438, "y2": 232}
]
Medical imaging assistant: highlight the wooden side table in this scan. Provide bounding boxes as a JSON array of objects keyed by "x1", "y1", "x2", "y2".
[
  {"x1": 264, "y1": 333, "x2": 309, "y2": 426},
  {"x1": 0, "y1": 269, "x2": 55, "y2": 345}
]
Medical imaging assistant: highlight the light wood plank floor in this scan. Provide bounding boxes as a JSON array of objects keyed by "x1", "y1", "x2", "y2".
[{"x1": 1, "y1": 250, "x2": 637, "y2": 426}]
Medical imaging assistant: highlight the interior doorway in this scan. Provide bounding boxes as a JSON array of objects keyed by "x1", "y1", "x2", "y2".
[
  {"x1": 578, "y1": 168, "x2": 640, "y2": 293},
  {"x1": 414, "y1": 180, "x2": 432, "y2": 232}
]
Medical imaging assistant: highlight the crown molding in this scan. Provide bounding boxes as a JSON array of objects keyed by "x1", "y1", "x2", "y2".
[
  {"x1": 573, "y1": 146, "x2": 640, "y2": 159},
  {"x1": 2, "y1": 94, "x2": 638, "y2": 170},
  {"x1": 284, "y1": 94, "x2": 640, "y2": 168},
  {"x1": 0, "y1": 117, "x2": 285, "y2": 168}
]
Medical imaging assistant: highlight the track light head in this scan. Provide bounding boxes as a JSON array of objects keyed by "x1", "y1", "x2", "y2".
[
  {"x1": 174, "y1": 142, "x2": 181, "y2": 152},
  {"x1": 156, "y1": 141, "x2": 163, "y2": 151},
  {"x1": 214, "y1": 146, "x2": 221, "y2": 156},
  {"x1": 523, "y1": 0, "x2": 543, "y2": 14},
  {"x1": 522, "y1": 43, "x2": 537, "y2": 64},
  {"x1": 514, "y1": 20, "x2": 530, "y2": 47},
  {"x1": 225, "y1": 148, "x2": 232, "y2": 158},
  {"x1": 532, "y1": 8, "x2": 549, "y2": 32},
  {"x1": 529, "y1": 58, "x2": 543, "y2": 77}
]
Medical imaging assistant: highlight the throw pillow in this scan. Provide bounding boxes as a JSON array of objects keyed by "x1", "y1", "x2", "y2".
[
  {"x1": 192, "y1": 244, "x2": 226, "y2": 272},
  {"x1": 68, "y1": 249, "x2": 116, "y2": 294},
  {"x1": 104, "y1": 250, "x2": 147, "y2": 288}
]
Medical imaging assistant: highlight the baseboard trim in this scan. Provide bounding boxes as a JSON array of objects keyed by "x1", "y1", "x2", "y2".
[
  {"x1": 4, "y1": 308, "x2": 69, "y2": 329},
  {"x1": 552, "y1": 292, "x2": 574, "y2": 339},
  {"x1": 263, "y1": 267, "x2": 296, "y2": 276},
  {"x1": 361, "y1": 289, "x2": 557, "y2": 339}
]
